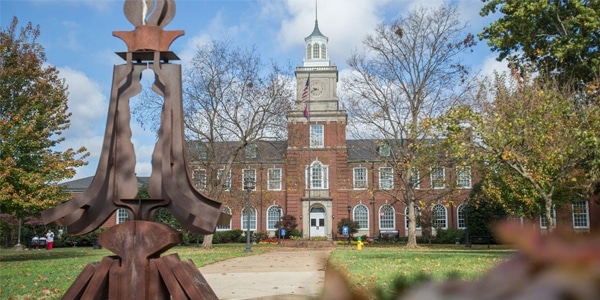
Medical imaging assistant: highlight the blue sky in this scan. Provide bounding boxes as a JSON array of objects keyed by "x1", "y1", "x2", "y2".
[{"x1": 1, "y1": 0, "x2": 506, "y2": 181}]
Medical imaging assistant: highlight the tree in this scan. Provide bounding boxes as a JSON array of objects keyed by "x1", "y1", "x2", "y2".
[
  {"x1": 479, "y1": 0, "x2": 600, "y2": 89},
  {"x1": 336, "y1": 218, "x2": 359, "y2": 238},
  {"x1": 133, "y1": 39, "x2": 294, "y2": 248},
  {"x1": 450, "y1": 71, "x2": 600, "y2": 232},
  {"x1": 0, "y1": 18, "x2": 88, "y2": 221},
  {"x1": 342, "y1": 4, "x2": 475, "y2": 248}
]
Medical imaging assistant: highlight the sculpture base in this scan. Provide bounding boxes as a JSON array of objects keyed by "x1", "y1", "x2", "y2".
[{"x1": 62, "y1": 221, "x2": 217, "y2": 300}]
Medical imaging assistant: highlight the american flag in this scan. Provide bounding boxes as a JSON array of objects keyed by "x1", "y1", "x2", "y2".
[{"x1": 302, "y1": 76, "x2": 310, "y2": 119}]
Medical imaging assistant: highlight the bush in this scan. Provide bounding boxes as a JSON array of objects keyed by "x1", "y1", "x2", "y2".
[
  {"x1": 57, "y1": 228, "x2": 106, "y2": 247},
  {"x1": 435, "y1": 228, "x2": 465, "y2": 244}
]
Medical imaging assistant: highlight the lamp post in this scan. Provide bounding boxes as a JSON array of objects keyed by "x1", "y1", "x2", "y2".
[
  {"x1": 276, "y1": 205, "x2": 282, "y2": 245},
  {"x1": 347, "y1": 205, "x2": 352, "y2": 219},
  {"x1": 244, "y1": 178, "x2": 255, "y2": 253},
  {"x1": 346, "y1": 205, "x2": 352, "y2": 245},
  {"x1": 464, "y1": 199, "x2": 471, "y2": 248}
]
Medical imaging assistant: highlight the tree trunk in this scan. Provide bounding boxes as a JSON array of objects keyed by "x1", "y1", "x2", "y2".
[
  {"x1": 406, "y1": 187, "x2": 418, "y2": 248},
  {"x1": 202, "y1": 234, "x2": 214, "y2": 249}
]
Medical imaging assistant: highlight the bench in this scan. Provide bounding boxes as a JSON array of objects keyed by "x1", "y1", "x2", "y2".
[
  {"x1": 467, "y1": 236, "x2": 491, "y2": 248},
  {"x1": 379, "y1": 230, "x2": 400, "y2": 241}
]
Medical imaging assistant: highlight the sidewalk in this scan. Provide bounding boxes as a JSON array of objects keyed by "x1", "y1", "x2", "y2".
[{"x1": 199, "y1": 248, "x2": 333, "y2": 300}]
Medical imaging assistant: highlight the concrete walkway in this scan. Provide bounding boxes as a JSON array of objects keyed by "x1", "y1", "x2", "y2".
[{"x1": 199, "y1": 248, "x2": 333, "y2": 300}]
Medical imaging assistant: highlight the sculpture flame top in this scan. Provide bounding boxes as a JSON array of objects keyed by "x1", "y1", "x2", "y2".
[{"x1": 124, "y1": 0, "x2": 175, "y2": 28}]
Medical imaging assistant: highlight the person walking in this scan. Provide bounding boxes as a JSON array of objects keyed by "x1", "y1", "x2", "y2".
[{"x1": 46, "y1": 229, "x2": 54, "y2": 250}]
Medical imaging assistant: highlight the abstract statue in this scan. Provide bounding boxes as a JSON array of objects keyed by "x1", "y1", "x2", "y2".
[{"x1": 41, "y1": 0, "x2": 230, "y2": 298}]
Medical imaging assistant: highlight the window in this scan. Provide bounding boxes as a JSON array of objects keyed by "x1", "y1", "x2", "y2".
[
  {"x1": 116, "y1": 208, "x2": 129, "y2": 224},
  {"x1": 192, "y1": 168, "x2": 206, "y2": 190},
  {"x1": 306, "y1": 44, "x2": 312, "y2": 59},
  {"x1": 191, "y1": 142, "x2": 207, "y2": 160},
  {"x1": 217, "y1": 169, "x2": 231, "y2": 191},
  {"x1": 379, "y1": 167, "x2": 393, "y2": 190},
  {"x1": 216, "y1": 206, "x2": 232, "y2": 231},
  {"x1": 456, "y1": 166, "x2": 471, "y2": 189},
  {"x1": 242, "y1": 169, "x2": 257, "y2": 191},
  {"x1": 268, "y1": 168, "x2": 282, "y2": 190},
  {"x1": 540, "y1": 206, "x2": 556, "y2": 229},
  {"x1": 572, "y1": 201, "x2": 589, "y2": 229},
  {"x1": 410, "y1": 167, "x2": 420, "y2": 189},
  {"x1": 377, "y1": 142, "x2": 391, "y2": 157},
  {"x1": 353, "y1": 167, "x2": 367, "y2": 189},
  {"x1": 354, "y1": 204, "x2": 369, "y2": 229},
  {"x1": 457, "y1": 204, "x2": 467, "y2": 229},
  {"x1": 432, "y1": 204, "x2": 447, "y2": 229},
  {"x1": 306, "y1": 161, "x2": 329, "y2": 189},
  {"x1": 267, "y1": 205, "x2": 283, "y2": 231},
  {"x1": 245, "y1": 143, "x2": 258, "y2": 159},
  {"x1": 321, "y1": 44, "x2": 327, "y2": 59},
  {"x1": 431, "y1": 167, "x2": 445, "y2": 189},
  {"x1": 405, "y1": 206, "x2": 421, "y2": 230},
  {"x1": 241, "y1": 206, "x2": 257, "y2": 230},
  {"x1": 506, "y1": 215, "x2": 524, "y2": 227},
  {"x1": 313, "y1": 43, "x2": 320, "y2": 59},
  {"x1": 379, "y1": 204, "x2": 395, "y2": 229},
  {"x1": 310, "y1": 124, "x2": 324, "y2": 148}
]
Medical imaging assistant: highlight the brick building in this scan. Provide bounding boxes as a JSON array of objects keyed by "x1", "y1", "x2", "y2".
[{"x1": 62, "y1": 17, "x2": 599, "y2": 239}]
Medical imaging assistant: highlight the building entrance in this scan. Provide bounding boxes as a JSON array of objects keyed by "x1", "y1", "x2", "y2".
[{"x1": 309, "y1": 206, "x2": 326, "y2": 237}]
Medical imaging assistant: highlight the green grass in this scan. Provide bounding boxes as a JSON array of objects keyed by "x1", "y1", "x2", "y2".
[
  {"x1": 0, "y1": 244, "x2": 278, "y2": 300},
  {"x1": 328, "y1": 244, "x2": 513, "y2": 299},
  {"x1": 0, "y1": 244, "x2": 512, "y2": 300}
]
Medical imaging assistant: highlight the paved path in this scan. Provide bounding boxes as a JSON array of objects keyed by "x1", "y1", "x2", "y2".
[{"x1": 199, "y1": 248, "x2": 333, "y2": 300}]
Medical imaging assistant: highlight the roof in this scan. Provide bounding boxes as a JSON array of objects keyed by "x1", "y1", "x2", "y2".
[{"x1": 60, "y1": 176, "x2": 150, "y2": 193}]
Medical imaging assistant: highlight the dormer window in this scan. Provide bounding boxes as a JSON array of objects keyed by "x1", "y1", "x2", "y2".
[
  {"x1": 377, "y1": 142, "x2": 391, "y2": 157},
  {"x1": 313, "y1": 44, "x2": 320, "y2": 59},
  {"x1": 245, "y1": 143, "x2": 257, "y2": 159}
]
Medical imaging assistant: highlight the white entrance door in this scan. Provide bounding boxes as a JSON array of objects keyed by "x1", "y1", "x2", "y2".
[{"x1": 309, "y1": 210, "x2": 326, "y2": 237}]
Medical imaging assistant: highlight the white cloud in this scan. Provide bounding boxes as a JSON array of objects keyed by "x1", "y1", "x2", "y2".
[{"x1": 479, "y1": 54, "x2": 510, "y2": 79}]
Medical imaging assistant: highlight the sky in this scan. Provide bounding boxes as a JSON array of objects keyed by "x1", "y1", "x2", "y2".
[{"x1": 1, "y1": 0, "x2": 507, "y2": 181}]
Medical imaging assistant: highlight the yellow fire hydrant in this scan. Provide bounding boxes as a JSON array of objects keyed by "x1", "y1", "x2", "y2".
[{"x1": 356, "y1": 237, "x2": 364, "y2": 251}]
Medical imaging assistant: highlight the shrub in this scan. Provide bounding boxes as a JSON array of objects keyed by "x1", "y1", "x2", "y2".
[{"x1": 435, "y1": 228, "x2": 465, "y2": 244}]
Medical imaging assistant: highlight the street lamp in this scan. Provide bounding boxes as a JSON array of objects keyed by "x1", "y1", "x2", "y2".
[
  {"x1": 244, "y1": 178, "x2": 255, "y2": 253},
  {"x1": 275, "y1": 205, "x2": 282, "y2": 245},
  {"x1": 464, "y1": 199, "x2": 471, "y2": 248},
  {"x1": 346, "y1": 205, "x2": 352, "y2": 245},
  {"x1": 347, "y1": 205, "x2": 352, "y2": 219}
]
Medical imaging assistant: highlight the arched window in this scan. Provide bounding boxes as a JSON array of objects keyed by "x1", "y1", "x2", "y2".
[
  {"x1": 313, "y1": 43, "x2": 320, "y2": 59},
  {"x1": 306, "y1": 44, "x2": 312, "y2": 59},
  {"x1": 321, "y1": 44, "x2": 327, "y2": 59},
  {"x1": 306, "y1": 160, "x2": 329, "y2": 189},
  {"x1": 457, "y1": 204, "x2": 466, "y2": 229},
  {"x1": 241, "y1": 206, "x2": 257, "y2": 230},
  {"x1": 217, "y1": 206, "x2": 232, "y2": 231},
  {"x1": 379, "y1": 204, "x2": 395, "y2": 229},
  {"x1": 353, "y1": 204, "x2": 369, "y2": 229},
  {"x1": 432, "y1": 204, "x2": 447, "y2": 229},
  {"x1": 116, "y1": 208, "x2": 129, "y2": 224},
  {"x1": 267, "y1": 205, "x2": 283, "y2": 231},
  {"x1": 405, "y1": 206, "x2": 421, "y2": 229}
]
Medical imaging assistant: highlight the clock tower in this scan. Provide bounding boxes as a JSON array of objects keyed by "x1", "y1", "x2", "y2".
[{"x1": 286, "y1": 11, "x2": 348, "y2": 239}]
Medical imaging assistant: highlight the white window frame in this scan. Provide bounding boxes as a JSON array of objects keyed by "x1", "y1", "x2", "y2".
[
  {"x1": 310, "y1": 124, "x2": 324, "y2": 148},
  {"x1": 431, "y1": 204, "x2": 448, "y2": 229},
  {"x1": 216, "y1": 206, "x2": 232, "y2": 231},
  {"x1": 379, "y1": 204, "x2": 396, "y2": 230},
  {"x1": 241, "y1": 206, "x2": 257, "y2": 231},
  {"x1": 217, "y1": 169, "x2": 231, "y2": 191},
  {"x1": 267, "y1": 205, "x2": 283, "y2": 231},
  {"x1": 431, "y1": 167, "x2": 446, "y2": 189},
  {"x1": 116, "y1": 208, "x2": 129, "y2": 225},
  {"x1": 405, "y1": 206, "x2": 422, "y2": 230},
  {"x1": 410, "y1": 167, "x2": 420, "y2": 189},
  {"x1": 379, "y1": 167, "x2": 393, "y2": 190},
  {"x1": 242, "y1": 169, "x2": 257, "y2": 191},
  {"x1": 267, "y1": 168, "x2": 282, "y2": 191},
  {"x1": 572, "y1": 201, "x2": 590, "y2": 229},
  {"x1": 192, "y1": 168, "x2": 206, "y2": 191},
  {"x1": 245, "y1": 143, "x2": 258, "y2": 158},
  {"x1": 353, "y1": 204, "x2": 369, "y2": 230},
  {"x1": 353, "y1": 167, "x2": 368, "y2": 189},
  {"x1": 306, "y1": 161, "x2": 329, "y2": 190},
  {"x1": 457, "y1": 204, "x2": 467, "y2": 229},
  {"x1": 456, "y1": 166, "x2": 472, "y2": 189}
]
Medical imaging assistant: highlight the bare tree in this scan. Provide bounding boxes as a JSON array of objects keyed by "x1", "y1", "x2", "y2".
[
  {"x1": 342, "y1": 4, "x2": 475, "y2": 248},
  {"x1": 133, "y1": 39, "x2": 294, "y2": 248}
]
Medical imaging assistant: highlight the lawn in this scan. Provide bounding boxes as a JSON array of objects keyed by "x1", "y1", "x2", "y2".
[
  {"x1": 0, "y1": 244, "x2": 512, "y2": 299},
  {"x1": 0, "y1": 244, "x2": 278, "y2": 299},
  {"x1": 328, "y1": 244, "x2": 513, "y2": 299}
]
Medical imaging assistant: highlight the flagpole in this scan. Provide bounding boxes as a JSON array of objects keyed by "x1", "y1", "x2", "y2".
[{"x1": 306, "y1": 74, "x2": 311, "y2": 239}]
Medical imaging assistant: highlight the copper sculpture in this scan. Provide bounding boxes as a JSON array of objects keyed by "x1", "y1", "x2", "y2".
[{"x1": 41, "y1": 0, "x2": 229, "y2": 298}]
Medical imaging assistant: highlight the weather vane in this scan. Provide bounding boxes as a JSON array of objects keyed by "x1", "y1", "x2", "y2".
[{"x1": 42, "y1": 0, "x2": 228, "y2": 298}]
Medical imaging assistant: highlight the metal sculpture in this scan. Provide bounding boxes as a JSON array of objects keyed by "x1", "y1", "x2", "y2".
[{"x1": 41, "y1": 0, "x2": 229, "y2": 298}]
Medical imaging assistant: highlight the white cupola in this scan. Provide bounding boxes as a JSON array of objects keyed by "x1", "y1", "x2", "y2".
[{"x1": 303, "y1": 4, "x2": 330, "y2": 67}]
